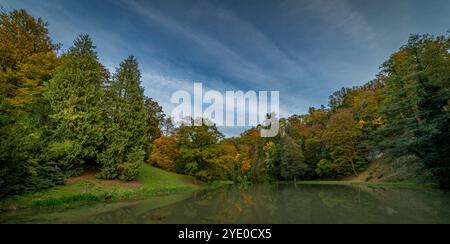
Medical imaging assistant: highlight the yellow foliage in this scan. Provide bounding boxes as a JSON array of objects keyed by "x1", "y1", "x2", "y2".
[
  {"x1": 149, "y1": 136, "x2": 178, "y2": 172},
  {"x1": 235, "y1": 153, "x2": 240, "y2": 161},
  {"x1": 357, "y1": 119, "x2": 366, "y2": 129},
  {"x1": 241, "y1": 158, "x2": 252, "y2": 173},
  {"x1": 372, "y1": 116, "x2": 385, "y2": 127},
  {"x1": 392, "y1": 51, "x2": 408, "y2": 64}
]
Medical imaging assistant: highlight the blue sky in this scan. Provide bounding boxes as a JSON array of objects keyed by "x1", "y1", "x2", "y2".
[{"x1": 2, "y1": 0, "x2": 449, "y2": 136}]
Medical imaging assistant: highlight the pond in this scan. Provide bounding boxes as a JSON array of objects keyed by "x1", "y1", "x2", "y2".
[{"x1": 2, "y1": 184, "x2": 450, "y2": 224}]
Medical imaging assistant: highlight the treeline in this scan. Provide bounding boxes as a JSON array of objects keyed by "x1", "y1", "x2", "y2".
[
  {"x1": 0, "y1": 10, "x2": 167, "y2": 197},
  {"x1": 1, "y1": 9, "x2": 449, "y2": 199},
  {"x1": 231, "y1": 33, "x2": 449, "y2": 187},
  {"x1": 152, "y1": 109, "x2": 365, "y2": 184},
  {"x1": 151, "y1": 32, "x2": 450, "y2": 188}
]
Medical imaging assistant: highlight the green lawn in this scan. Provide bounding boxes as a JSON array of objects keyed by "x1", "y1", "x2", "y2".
[
  {"x1": 137, "y1": 164, "x2": 203, "y2": 192},
  {"x1": 1, "y1": 164, "x2": 219, "y2": 210}
]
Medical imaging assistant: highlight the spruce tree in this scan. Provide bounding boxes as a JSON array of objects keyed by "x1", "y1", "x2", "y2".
[
  {"x1": 98, "y1": 56, "x2": 147, "y2": 181},
  {"x1": 44, "y1": 34, "x2": 104, "y2": 174}
]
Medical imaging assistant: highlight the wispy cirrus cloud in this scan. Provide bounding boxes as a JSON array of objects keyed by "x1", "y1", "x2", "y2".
[
  {"x1": 124, "y1": 0, "x2": 313, "y2": 117},
  {"x1": 3, "y1": 0, "x2": 450, "y2": 136}
]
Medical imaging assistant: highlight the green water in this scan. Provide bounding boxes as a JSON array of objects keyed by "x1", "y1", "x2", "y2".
[{"x1": 2, "y1": 184, "x2": 450, "y2": 224}]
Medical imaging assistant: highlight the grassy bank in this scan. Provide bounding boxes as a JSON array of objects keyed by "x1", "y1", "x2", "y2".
[
  {"x1": 1, "y1": 165, "x2": 436, "y2": 212},
  {"x1": 1, "y1": 164, "x2": 229, "y2": 211}
]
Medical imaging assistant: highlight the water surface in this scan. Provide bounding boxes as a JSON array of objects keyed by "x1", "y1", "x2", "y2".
[{"x1": 2, "y1": 184, "x2": 450, "y2": 224}]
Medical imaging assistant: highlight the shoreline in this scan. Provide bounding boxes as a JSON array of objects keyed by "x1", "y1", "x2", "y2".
[
  {"x1": 0, "y1": 165, "x2": 231, "y2": 212},
  {"x1": 1, "y1": 168, "x2": 437, "y2": 213}
]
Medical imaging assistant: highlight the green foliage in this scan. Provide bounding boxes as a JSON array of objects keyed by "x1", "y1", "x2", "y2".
[
  {"x1": 144, "y1": 97, "x2": 165, "y2": 143},
  {"x1": 280, "y1": 137, "x2": 308, "y2": 181},
  {"x1": 1, "y1": 10, "x2": 165, "y2": 197},
  {"x1": 98, "y1": 56, "x2": 147, "y2": 181},
  {"x1": 2, "y1": 7, "x2": 450, "y2": 201},
  {"x1": 303, "y1": 138, "x2": 324, "y2": 174},
  {"x1": 236, "y1": 175, "x2": 251, "y2": 185},
  {"x1": 2, "y1": 164, "x2": 206, "y2": 210},
  {"x1": 31, "y1": 193, "x2": 100, "y2": 208},
  {"x1": 315, "y1": 159, "x2": 335, "y2": 177},
  {"x1": 329, "y1": 87, "x2": 353, "y2": 111},
  {"x1": 263, "y1": 141, "x2": 277, "y2": 179},
  {"x1": 174, "y1": 119, "x2": 228, "y2": 182},
  {"x1": 355, "y1": 160, "x2": 368, "y2": 172},
  {"x1": 322, "y1": 109, "x2": 362, "y2": 176},
  {"x1": 378, "y1": 34, "x2": 450, "y2": 188},
  {"x1": 0, "y1": 9, "x2": 62, "y2": 197},
  {"x1": 44, "y1": 34, "x2": 104, "y2": 172}
]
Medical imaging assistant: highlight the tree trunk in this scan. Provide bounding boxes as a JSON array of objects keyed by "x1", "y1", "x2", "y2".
[{"x1": 350, "y1": 159, "x2": 358, "y2": 177}]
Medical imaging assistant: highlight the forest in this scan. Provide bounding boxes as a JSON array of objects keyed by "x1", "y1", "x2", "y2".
[{"x1": 1, "y1": 9, "x2": 449, "y2": 200}]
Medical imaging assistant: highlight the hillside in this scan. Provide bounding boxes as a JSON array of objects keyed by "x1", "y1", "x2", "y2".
[{"x1": 345, "y1": 155, "x2": 434, "y2": 184}]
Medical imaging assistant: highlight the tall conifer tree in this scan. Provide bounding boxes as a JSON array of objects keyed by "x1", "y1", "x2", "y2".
[
  {"x1": 98, "y1": 56, "x2": 147, "y2": 181},
  {"x1": 44, "y1": 34, "x2": 104, "y2": 173}
]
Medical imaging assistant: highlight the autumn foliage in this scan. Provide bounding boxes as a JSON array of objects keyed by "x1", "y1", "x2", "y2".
[{"x1": 149, "y1": 136, "x2": 178, "y2": 172}]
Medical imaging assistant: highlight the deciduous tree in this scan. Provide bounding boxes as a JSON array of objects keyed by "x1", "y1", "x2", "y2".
[{"x1": 322, "y1": 109, "x2": 362, "y2": 176}]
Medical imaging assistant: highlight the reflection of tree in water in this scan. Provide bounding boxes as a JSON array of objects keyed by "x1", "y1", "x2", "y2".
[
  {"x1": 3, "y1": 184, "x2": 450, "y2": 223},
  {"x1": 296, "y1": 184, "x2": 450, "y2": 224},
  {"x1": 77, "y1": 207, "x2": 140, "y2": 224},
  {"x1": 141, "y1": 185, "x2": 281, "y2": 223},
  {"x1": 352, "y1": 186, "x2": 450, "y2": 223},
  {"x1": 142, "y1": 184, "x2": 450, "y2": 224}
]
